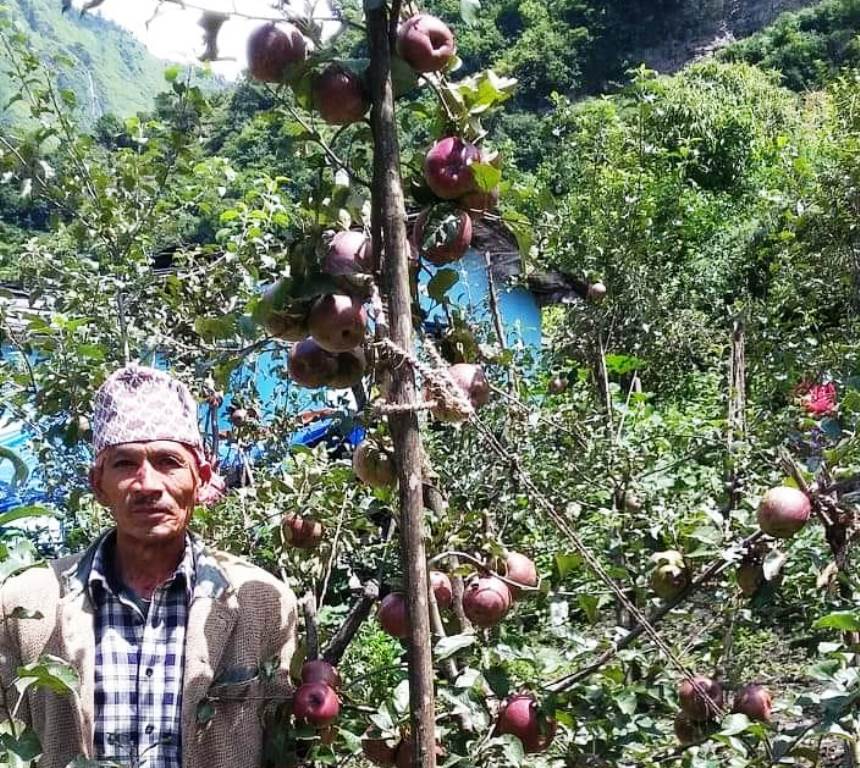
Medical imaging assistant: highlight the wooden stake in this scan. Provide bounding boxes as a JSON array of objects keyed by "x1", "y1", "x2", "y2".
[{"x1": 366, "y1": 6, "x2": 437, "y2": 767}]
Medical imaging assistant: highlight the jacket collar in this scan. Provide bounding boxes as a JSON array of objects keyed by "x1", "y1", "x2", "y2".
[{"x1": 60, "y1": 528, "x2": 231, "y2": 603}]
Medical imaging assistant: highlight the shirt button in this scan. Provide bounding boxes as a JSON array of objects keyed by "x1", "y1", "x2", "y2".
[
  {"x1": 145, "y1": 724, "x2": 154, "y2": 735},
  {"x1": 145, "y1": 668, "x2": 153, "y2": 677}
]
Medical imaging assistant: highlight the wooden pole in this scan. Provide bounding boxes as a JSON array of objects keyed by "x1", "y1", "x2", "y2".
[{"x1": 366, "y1": 6, "x2": 437, "y2": 768}]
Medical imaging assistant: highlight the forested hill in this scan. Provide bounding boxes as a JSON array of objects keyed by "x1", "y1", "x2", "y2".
[
  {"x1": 0, "y1": 0, "x2": 172, "y2": 124},
  {"x1": 426, "y1": 0, "x2": 819, "y2": 109}
]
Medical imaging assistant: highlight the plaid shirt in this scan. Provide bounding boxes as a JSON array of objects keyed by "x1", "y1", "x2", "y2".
[{"x1": 88, "y1": 532, "x2": 196, "y2": 768}]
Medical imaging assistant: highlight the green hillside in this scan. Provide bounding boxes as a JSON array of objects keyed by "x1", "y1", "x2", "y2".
[{"x1": 0, "y1": 0, "x2": 173, "y2": 125}]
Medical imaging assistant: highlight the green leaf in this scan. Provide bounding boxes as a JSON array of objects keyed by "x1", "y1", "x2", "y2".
[
  {"x1": 9, "y1": 607, "x2": 43, "y2": 620},
  {"x1": 0, "y1": 538, "x2": 42, "y2": 585},
  {"x1": 427, "y1": 268, "x2": 459, "y2": 303},
  {"x1": 433, "y1": 634, "x2": 475, "y2": 660},
  {"x1": 483, "y1": 666, "x2": 510, "y2": 698},
  {"x1": 814, "y1": 611, "x2": 860, "y2": 631},
  {"x1": 196, "y1": 700, "x2": 215, "y2": 724},
  {"x1": 719, "y1": 713, "x2": 751, "y2": 736},
  {"x1": 460, "y1": 0, "x2": 481, "y2": 25},
  {"x1": 14, "y1": 655, "x2": 79, "y2": 698},
  {"x1": 555, "y1": 553, "x2": 580, "y2": 579},
  {"x1": 0, "y1": 506, "x2": 55, "y2": 528},
  {"x1": 470, "y1": 162, "x2": 502, "y2": 193},
  {"x1": 604, "y1": 354, "x2": 647, "y2": 375},
  {"x1": 0, "y1": 728, "x2": 41, "y2": 768},
  {"x1": 164, "y1": 64, "x2": 182, "y2": 83}
]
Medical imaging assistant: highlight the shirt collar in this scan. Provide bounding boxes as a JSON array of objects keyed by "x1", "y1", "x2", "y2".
[{"x1": 87, "y1": 528, "x2": 196, "y2": 605}]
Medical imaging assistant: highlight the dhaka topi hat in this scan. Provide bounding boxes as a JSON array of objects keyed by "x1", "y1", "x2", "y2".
[{"x1": 91, "y1": 363, "x2": 206, "y2": 466}]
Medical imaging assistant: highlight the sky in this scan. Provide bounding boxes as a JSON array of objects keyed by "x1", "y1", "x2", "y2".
[{"x1": 76, "y1": 0, "x2": 323, "y2": 80}]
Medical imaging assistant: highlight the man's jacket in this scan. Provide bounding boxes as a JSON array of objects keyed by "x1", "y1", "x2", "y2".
[{"x1": 0, "y1": 533, "x2": 298, "y2": 768}]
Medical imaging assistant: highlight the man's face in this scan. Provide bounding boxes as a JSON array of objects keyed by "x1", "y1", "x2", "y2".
[{"x1": 90, "y1": 441, "x2": 211, "y2": 544}]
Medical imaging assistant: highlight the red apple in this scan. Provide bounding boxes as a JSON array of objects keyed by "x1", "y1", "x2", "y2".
[
  {"x1": 293, "y1": 682, "x2": 340, "y2": 727},
  {"x1": 429, "y1": 363, "x2": 490, "y2": 422},
  {"x1": 496, "y1": 694, "x2": 557, "y2": 753},
  {"x1": 678, "y1": 675, "x2": 723, "y2": 722},
  {"x1": 757, "y1": 486, "x2": 810, "y2": 538},
  {"x1": 548, "y1": 376, "x2": 567, "y2": 395},
  {"x1": 288, "y1": 338, "x2": 339, "y2": 388},
  {"x1": 504, "y1": 552, "x2": 538, "y2": 597},
  {"x1": 396, "y1": 14, "x2": 455, "y2": 73},
  {"x1": 329, "y1": 347, "x2": 367, "y2": 389},
  {"x1": 587, "y1": 282, "x2": 607, "y2": 303},
  {"x1": 324, "y1": 230, "x2": 375, "y2": 275},
  {"x1": 247, "y1": 22, "x2": 307, "y2": 83},
  {"x1": 312, "y1": 64, "x2": 369, "y2": 125},
  {"x1": 301, "y1": 660, "x2": 341, "y2": 691},
  {"x1": 412, "y1": 207, "x2": 473, "y2": 265},
  {"x1": 378, "y1": 592, "x2": 409, "y2": 638},
  {"x1": 462, "y1": 576, "x2": 511, "y2": 628},
  {"x1": 283, "y1": 514, "x2": 324, "y2": 550},
  {"x1": 429, "y1": 571, "x2": 453, "y2": 609},
  {"x1": 424, "y1": 137, "x2": 480, "y2": 200},
  {"x1": 308, "y1": 294, "x2": 367, "y2": 353},
  {"x1": 353, "y1": 442, "x2": 396, "y2": 488},
  {"x1": 732, "y1": 683, "x2": 772, "y2": 722},
  {"x1": 362, "y1": 734, "x2": 398, "y2": 767},
  {"x1": 229, "y1": 408, "x2": 248, "y2": 427}
]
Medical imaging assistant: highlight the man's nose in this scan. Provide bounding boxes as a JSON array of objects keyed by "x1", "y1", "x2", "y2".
[{"x1": 131, "y1": 460, "x2": 163, "y2": 494}]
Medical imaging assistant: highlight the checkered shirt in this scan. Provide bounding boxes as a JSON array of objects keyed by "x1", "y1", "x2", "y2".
[{"x1": 88, "y1": 532, "x2": 196, "y2": 768}]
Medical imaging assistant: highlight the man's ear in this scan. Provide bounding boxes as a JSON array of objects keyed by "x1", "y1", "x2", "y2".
[
  {"x1": 198, "y1": 461, "x2": 213, "y2": 487},
  {"x1": 89, "y1": 462, "x2": 110, "y2": 506}
]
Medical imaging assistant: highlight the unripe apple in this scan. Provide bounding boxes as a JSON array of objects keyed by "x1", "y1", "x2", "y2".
[
  {"x1": 312, "y1": 64, "x2": 369, "y2": 125},
  {"x1": 424, "y1": 137, "x2": 480, "y2": 200},
  {"x1": 678, "y1": 675, "x2": 723, "y2": 722},
  {"x1": 736, "y1": 560, "x2": 763, "y2": 597},
  {"x1": 308, "y1": 294, "x2": 367, "y2": 353},
  {"x1": 258, "y1": 280, "x2": 310, "y2": 341},
  {"x1": 288, "y1": 338, "x2": 339, "y2": 388},
  {"x1": 430, "y1": 363, "x2": 490, "y2": 422},
  {"x1": 396, "y1": 14, "x2": 455, "y2": 73},
  {"x1": 324, "y1": 230, "x2": 374, "y2": 275},
  {"x1": 623, "y1": 490, "x2": 642, "y2": 512},
  {"x1": 362, "y1": 734, "x2": 398, "y2": 767},
  {"x1": 732, "y1": 683, "x2": 772, "y2": 722},
  {"x1": 247, "y1": 22, "x2": 307, "y2": 83},
  {"x1": 587, "y1": 282, "x2": 607, "y2": 303},
  {"x1": 649, "y1": 550, "x2": 689, "y2": 600},
  {"x1": 673, "y1": 712, "x2": 710, "y2": 745},
  {"x1": 328, "y1": 347, "x2": 367, "y2": 389},
  {"x1": 412, "y1": 207, "x2": 473, "y2": 265},
  {"x1": 378, "y1": 592, "x2": 409, "y2": 638},
  {"x1": 462, "y1": 576, "x2": 511, "y2": 628},
  {"x1": 496, "y1": 693, "x2": 557, "y2": 753},
  {"x1": 394, "y1": 736, "x2": 444, "y2": 768},
  {"x1": 429, "y1": 570, "x2": 453, "y2": 609},
  {"x1": 293, "y1": 682, "x2": 340, "y2": 727},
  {"x1": 282, "y1": 514, "x2": 324, "y2": 550},
  {"x1": 353, "y1": 442, "x2": 396, "y2": 488},
  {"x1": 301, "y1": 660, "x2": 341, "y2": 691},
  {"x1": 504, "y1": 552, "x2": 538, "y2": 598},
  {"x1": 757, "y1": 486, "x2": 810, "y2": 538}
]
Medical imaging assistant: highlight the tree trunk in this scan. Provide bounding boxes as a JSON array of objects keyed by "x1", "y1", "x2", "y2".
[{"x1": 366, "y1": 7, "x2": 437, "y2": 768}]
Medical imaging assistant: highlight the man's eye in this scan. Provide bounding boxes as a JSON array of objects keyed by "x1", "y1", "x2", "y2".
[
  {"x1": 112, "y1": 460, "x2": 133, "y2": 468},
  {"x1": 158, "y1": 457, "x2": 182, "y2": 468}
]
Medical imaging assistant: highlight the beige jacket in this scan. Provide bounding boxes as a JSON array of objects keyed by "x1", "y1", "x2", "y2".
[{"x1": 0, "y1": 533, "x2": 298, "y2": 768}]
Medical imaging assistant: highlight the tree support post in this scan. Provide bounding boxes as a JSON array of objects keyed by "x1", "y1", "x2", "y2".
[{"x1": 366, "y1": 4, "x2": 437, "y2": 767}]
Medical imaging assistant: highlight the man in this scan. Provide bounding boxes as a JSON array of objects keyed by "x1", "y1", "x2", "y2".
[{"x1": 0, "y1": 364, "x2": 298, "y2": 768}]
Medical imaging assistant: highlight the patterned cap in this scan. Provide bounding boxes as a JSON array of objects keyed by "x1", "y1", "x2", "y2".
[{"x1": 92, "y1": 364, "x2": 206, "y2": 466}]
